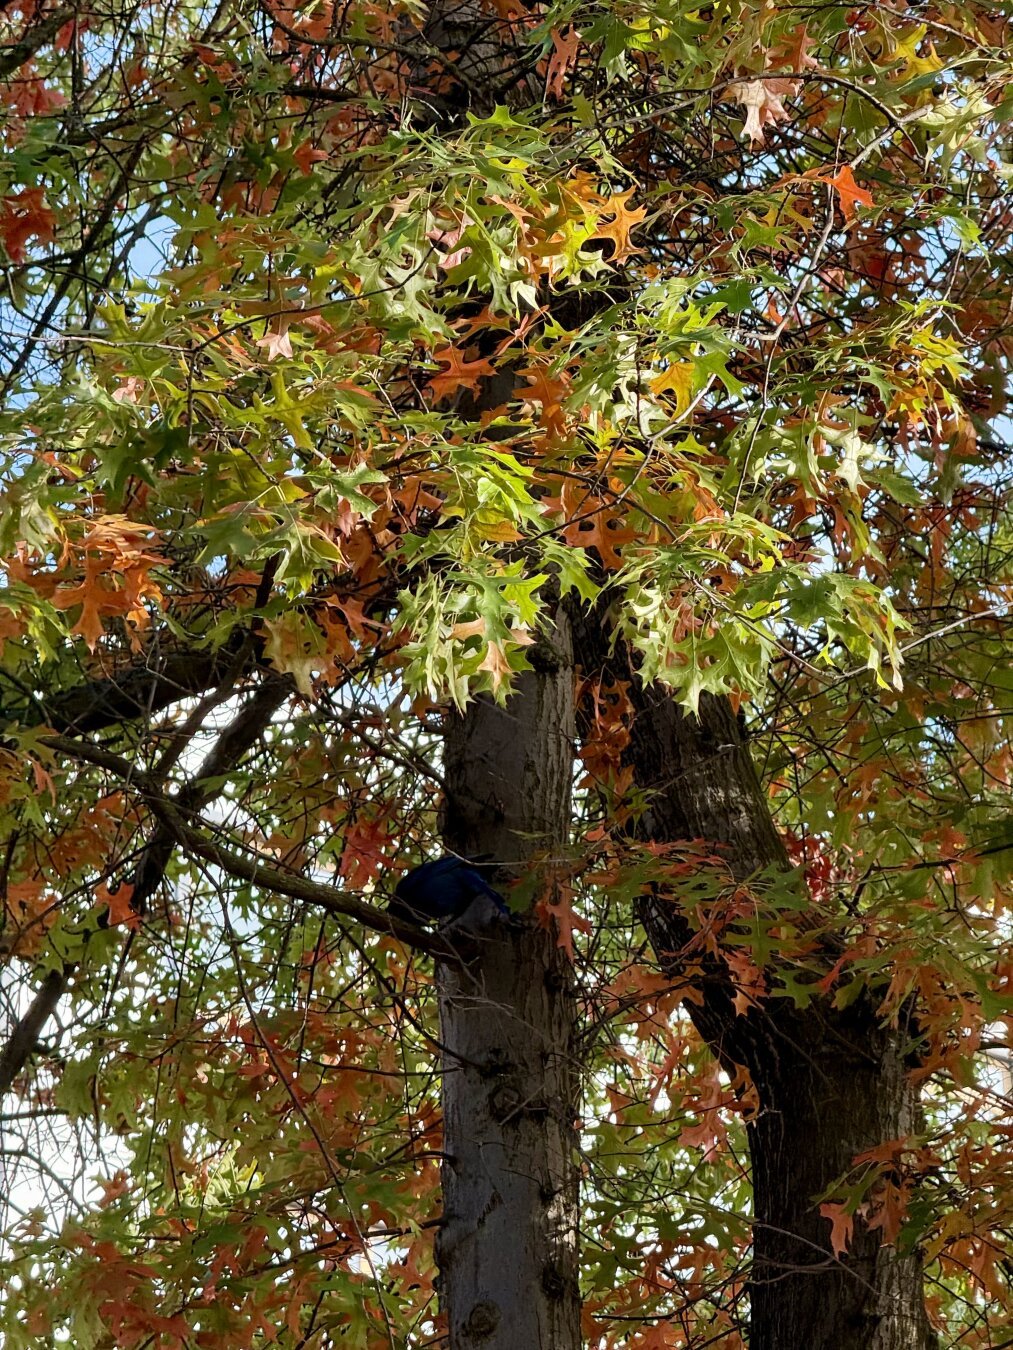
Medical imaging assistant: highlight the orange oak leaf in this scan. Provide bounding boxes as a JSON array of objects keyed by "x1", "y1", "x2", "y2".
[
  {"x1": 563, "y1": 502, "x2": 640, "y2": 569},
  {"x1": 591, "y1": 189, "x2": 647, "y2": 263},
  {"x1": 519, "y1": 364, "x2": 572, "y2": 441},
  {"x1": 48, "y1": 518, "x2": 165, "y2": 651},
  {"x1": 96, "y1": 881, "x2": 139, "y2": 930},
  {"x1": 820, "y1": 165, "x2": 874, "y2": 223},
  {"x1": 3, "y1": 878, "x2": 52, "y2": 956},
  {"x1": 51, "y1": 563, "x2": 113, "y2": 650},
  {"x1": 426, "y1": 346, "x2": 495, "y2": 400},
  {"x1": 820, "y1": 1201, "x2": 854, "y2": 1258},
  {"x1": 477, "y1": 641, "x2": 512, "y2": 692},
  {"x1": 97, "y1": 1170, "x2": 131, "y2": 1208},
  {"x1": 293, "y1": 140, "x2": 328, "y2": 175},
  {"x1": 0, "y1": 187, "x2": 56, "y2": 263},
  {"x1": 30, "y1": 757, "x2": 54, "y2": 800},
  {"x1": 339, "y1": 815, "x2": 392, "y2": 889},
  {"x1": 961, "y1": 1235, "x2": 1007, "y2": 1300},
  {"x1": 627, "y1": 1321, "x2": 682, "y2": 1350},
  {"x1": 52, "y1": 559, "x2": 161, "y2": 652},
  {"x1": 535, "y1": 882, "x2": 592, "y2": 961},
  {"x1": 778, "y1": 23, "x2": 820, "y2": 74},
  {"x1": 545, "y1": 25, "x2": 580, "y2": 100},
  {"x1": 866, "y1": 1178, "x2": 909, "y2": 1244},
  {"x1": 723, "y1": 946, "x2": 767, "y2": 1015},
  {"x1": 679, "y1": 1071, "x2": 731, "y2": 1158}
]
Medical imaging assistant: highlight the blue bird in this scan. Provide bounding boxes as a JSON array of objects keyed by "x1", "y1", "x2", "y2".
[{"x1": 389, "y1": 856, "x2": 508, "y2": 926}]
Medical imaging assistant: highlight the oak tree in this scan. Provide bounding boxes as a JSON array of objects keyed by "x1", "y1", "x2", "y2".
[{"x1": 2, "y1": 2, "x2": 1013, "y2": 1348}]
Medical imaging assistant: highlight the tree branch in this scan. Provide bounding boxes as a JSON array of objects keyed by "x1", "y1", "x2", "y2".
[
  {"x1": 41, "y1": 732, "x2": 461, "y2": 960},
  {"x1": 0, "y1": 6, "x2": 76, "y2": 80},
  {"x1": 37, "y1": 648, "x2": 246, "y2": 734},
  {"x1": 0, "y1": 968, "x2": 64, "y2": 1098},
  {"x1": 1, "y1": 677, "x2": 289, "y2": 1098}
]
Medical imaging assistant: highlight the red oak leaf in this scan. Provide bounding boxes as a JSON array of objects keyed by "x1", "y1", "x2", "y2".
[
  {"x1": 535, "y1": 882, "x2": 592, "y2": 961},
  {"x1": 0, "y1": 187, "x2": 56, "y2": 263},
  {"x1": 545, "y1": 26, "x2": 580, "y2": 101},
  {"x1": 426, "y1": 346, "x2": 495, "y2": 400},
  {"x1": 821, "y1": 165, "x2": 874, "y2": 223},
  {"x1": 820, "y1": 1201, "x2": 854, "y2": 1258},
  {"x1": 96, "y1": 881, "x2": 139, "y2": 930}
]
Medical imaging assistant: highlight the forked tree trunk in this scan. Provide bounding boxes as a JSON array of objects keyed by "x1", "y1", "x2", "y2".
[
  {"x1": 414, "y1": 0, "x2": 936, "y2": 1337},
  {"x1": 436, "y1": 614, "x2": 580, "y2": 1350}
]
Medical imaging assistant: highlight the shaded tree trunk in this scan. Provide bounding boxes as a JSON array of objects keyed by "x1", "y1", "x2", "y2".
[
  {"x1": 436, "y1": 614, "x2": 580, "y2": 1350},
  {"x1": 746, "y1": 1002, "x2": 934, "y2": 1350},
  {"x1": 574, "y1": 616, "x2": 936, "y2": 1349},
  {"x1": 415, "y1": 10, "x2": 581, "y2": 1326}
]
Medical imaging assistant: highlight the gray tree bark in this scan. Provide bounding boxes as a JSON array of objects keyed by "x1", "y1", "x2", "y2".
[{"x1": 436, "y1": 615, "x2": 581, "y2": 1350}]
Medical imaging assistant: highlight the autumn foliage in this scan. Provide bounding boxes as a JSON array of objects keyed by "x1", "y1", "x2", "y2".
[{"x1": 2, "y1": 0, "x2": 1013, "y2": 1346}]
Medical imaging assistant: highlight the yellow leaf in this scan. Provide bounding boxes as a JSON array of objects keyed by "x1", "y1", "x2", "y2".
[
  {"x1": 476, "y1": 516, "x2": 523, "y2": 542},
  {"x1": 650, "y1": 362, "x2": 695, "y2": 414},
  {"x1": 263, "y1": 614, "x2": 326, "y2": 696}
]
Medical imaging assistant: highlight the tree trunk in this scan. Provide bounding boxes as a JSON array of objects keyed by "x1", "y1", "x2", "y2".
[
  {"x1": 573, "y1": 613, "x2": 935, "y2": 1348},
  {"x1": 436, "y1": 614, "x2": 580, "y2": 1350},
  {"x1": 416, "y1": 13, "x2": 580, "y2": 1331},
  {"x1": 746, "y1": 1001, "x2": 936, "y2": 1350}
]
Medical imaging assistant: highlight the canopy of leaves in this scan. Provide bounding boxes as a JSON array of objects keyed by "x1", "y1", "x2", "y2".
[{"x1": 2, "y1": 0, "x2": 1013, "y2": 1346}]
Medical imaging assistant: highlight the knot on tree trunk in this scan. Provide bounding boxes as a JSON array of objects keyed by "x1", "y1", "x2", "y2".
[{"x1": 463, "y1": 1298, "x2": 500, "y2": 1340}]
